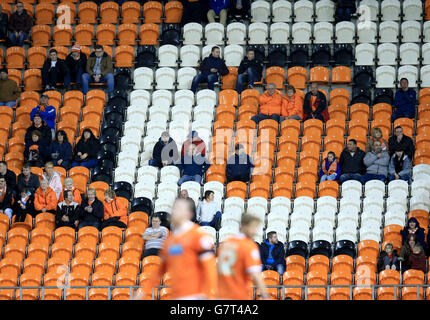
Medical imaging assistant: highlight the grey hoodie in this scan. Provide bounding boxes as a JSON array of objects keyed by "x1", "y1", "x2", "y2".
[
  {"x1": 363, "y1": 151, "x2": 390, "y2": 176},
  {"x1": 388, "y1": 154, "x2": 411, "y2": 177}
]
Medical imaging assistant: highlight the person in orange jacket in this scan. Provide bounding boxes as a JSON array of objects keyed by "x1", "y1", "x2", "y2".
[
  {"x1": 58, "y1": 177, "x2": 82, "y2": 205},
  {"x1": 281, "y1": 85, "x2": 303, "y2": 121},
  {"x1": 251, "y1": 83, "x2": 283, "y2": 125},
  {"x1": 102, "y1": 189, "x2": 128, "y2": 229},
  {"x1": 34, "y1": 179, "x2": 58, "y2": 215}
]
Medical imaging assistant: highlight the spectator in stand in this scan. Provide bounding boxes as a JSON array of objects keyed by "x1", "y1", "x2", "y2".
[
  {"x1": 377, "y1": 243, "x2": 399, "y2": 272},
  {"x1": 78, "y1": 188, "x2": 104, "y2": 230},
  {"x1": 0, "y1": 162, "x2": 16, "y2": 195},
  {"x1": 401, "y1": 217, "x2": 426, "y2": 250},
  {"x1": 42, "y1": 162, "x2": 63, "y2": 200},
  {"x1": 65, "y1": 43, "x2": 87, "y2": 90},
  {"x1": 338, "y1": 139, "x2": 366, "y2": 184},
  {"x1": 0, "y1": 68, "x2": 20, "y2": 108},
  {"x1": 177, "y1": 144, "x2": 210, "y2": 186},
  {"x1": 228, "y1": 0, "x2": 250, "y2": 21},
  {"x1": 34, "y1": 179, "x2": 58, "y2": 215},
  {"x1": 251, "y1": 83, "x2": 283, "y2": 125},
  {"x1": 0, "y1": 4, "x2": 7, "y2": 41},
  {"x1": 181, "y1": 131, "x2": 206, "y2": 158},
  {"x1": 102, "y1": 189, "x2": 128, "y2": 229},
  {"x1": 71, "y1": 128, "x2": 100, "y2": 169},
  {"x1": 388, "y1": 126, "x2": 415, "y2": 160},
  {"x1": 260, "y1": 231, "x2": 286, "y2": 275},
  {"x1": 303, "y1": 82, "x2": 327, "y2": 121},
  {"x1": 82, "y1": 45, "x2": 114, "y2": 95},
  {"x1": 399, "y1": 234, "x2": 422, "y2": 272},
  {"x1": 25, "y1": 113, "x2": 52, "y2": 147},
  {"x1": 59, "y1": 177, "x2": 82, "y2": 205},
  {"x1": 149, "y1": 131, "x2": 179, "y2": 169},
  {"x1": 335, "y1": 0, "x2": 356, "y2": 22},
  {"x1": 50, "y1": 130, "x2": 72, "y2": 170},
  {"x1": 0, "y1": 177, "x2": 13, "y2": 219},
  {"x1": 55, "y1": 189, "x2": 80, "y2": 229},
  {"x1": 320, "y1": 151, "x2": 341, "y2": 182},
  {"x1": 207, "y1": 0, "x2": 229, "y2": 25},
  {"x1": 191, "y1": 46, "x2": 229, "y2": 93},
  {"x1": 361, "y1": 140, "x2": 390, "y2": 184},
  {"x1": 17, "y1": 163, "x2": 40, "y2": 195},
  {"x1": 30, "y1": 94, "x2": 57, "y2": 136},
  {"x1": 366, "y1": 127, "x2": 388, "y2": 153},
  {"x1": 8, "y1": 2, "x2": 32, "y2": 47},
  {"x1": 407, "y1": 245, "x2": 427, "y2": 273},
  {"x1": 281, "y1": 85, "x2": 303, "y2": 121},
  {"x1": 24, "y1": 130, "x2": 49, "y2": 168},
  {"x1": 41, "y1": 48, "x2": 71, "y2": 91},
  {"x1": 142, "y1": 213, "x2": 169, "y2": 258},
  {"x1": 179, "y1": 189, "x2": 189, "y2": 199},
  {"x1": 388, "y1": 146, "x2": 412, "y2": 182},
  {"x1": 226, "y1": 144, "x2": 253, "y2": 183},
  {"x1": 196, "y1": 190, "x2": 222, "y2": 230},
  {"x1": 12, "y1": 188, "x2": 34, "y2": 222},
  {"x1": 236, "y1": 49, "x2": 263, "y2": 93},
  {"x1": 392, "y1": 78, "x2": 416, "y2": 121},
  {"x1": 181, "y1": 0, "x2": 204, "y2": 26}
]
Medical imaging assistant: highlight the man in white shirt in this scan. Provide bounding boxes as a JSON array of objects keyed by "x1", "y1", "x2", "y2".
[
  {"x1": 142, "y1": 214, "x2": 169, "y2": 258},
  {"x1": 196, "y1": 190, "x2": 222, "y2": 230}
]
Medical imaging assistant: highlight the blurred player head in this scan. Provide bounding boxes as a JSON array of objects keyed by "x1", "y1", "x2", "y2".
[
  {"x1": 171, "y1": 197, "x2": 195, "y2": 228},
  {"x1": 240, "y1": 214, "x2": 261, "y2": 239}
]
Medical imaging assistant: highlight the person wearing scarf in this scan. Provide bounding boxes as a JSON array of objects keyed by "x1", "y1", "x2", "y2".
[
  {"x1": 388, "y1": 146, "x2": 411, "y2": 182},
  {"x1": 55, "y1": 189, "x2": 81, "y2": 229},
  {"x1": 366, "y1": 127, "x2": 388, "y2": 153},
  {"x1": 320, "y1": 152, "x2": 341, "y2": 182},
  {"x1": 303, "y1": 82, "x2": 328, "y2": 121},
  {"x1": 58, "y1": 177, "x2": 82, "y2": 205},
  {"x1": 0, "y1": 177, "x2": 13, "y2": 219},
  {"x1": 102, "y1": 189, "x2": 128, "y2": 229},
  {"x1": 13, "y1": 188, "x2": 34, "y2": 222}
]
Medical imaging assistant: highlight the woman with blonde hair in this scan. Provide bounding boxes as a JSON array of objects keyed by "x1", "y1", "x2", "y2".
[{"x1": 366, "y1": 127, "x2": 388, "y2": 153}]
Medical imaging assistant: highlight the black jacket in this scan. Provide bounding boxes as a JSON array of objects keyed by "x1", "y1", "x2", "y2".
[
  {"x1": 377, "y1": 250, "x2": 399, "y2": 273},
  {"x1": 303, "y1": 91, "x2": 327, "y2": 117},
  {"x1": 41, "y1": 58, "x2": 69, "y2": 86},
  {"x1": 79, "y1": 197, "x2": 104, "y2": 223},
  {"x1": 17, "y1": 173, "x2": 40, "y2": 195},
  {"x1": 401, "y1": 218, "x2": 426, "y2": 250},
  {"x1": 24, "y1": 140, "x2": 49, "y2": 163},
  {"x1": 8, "y1": 10, "x2": 32, "y2": 34},
  {"x1": 199, "y1": 54, "x2": 229, "y2": 76},
  {"x1": 73, "y1": 132, "x2": 100, "y2": 162},
  {"x1": 388, "y1": 134, "x2": 415, "y2": 159},
  {"x1": 0, "y1": 169, "x2": 16, "y2": 193},
  {"x1": 260, "y1": 240, "x2": 286, "y2": 270},
  {"x1": 339, "y1": 147, "x2": 366, "y2": 175},
  {"x1": 13, "y1": 193, "x2": 34, "y2": 217},
  {"x1": 0, "y1": 187, "x2": 13, "y2": 210},
  {"x1": 56, "y1": 201, "x2": 81, "y2": 229},
  {"x1": 336, "y1": 0, "x2": 356, "y2": 9},
  {"x1": 25, "y1": 121, "x2": 52, "y2": 146},
  {"x1": 0, "y1": 12, "x2": 8, "y2": 37},
  {"x1": 65, "y1": 52, "x2": 87, "y2": 78},
  {"x1": 229, "y1": 0, "x2": 250, "y2": 12},
  {"x1": 238, "y1": 57, "x2": 263, "y2": 80},
  {"x1": 152, "y1": 137, "x2": 179, "y2": 165}
]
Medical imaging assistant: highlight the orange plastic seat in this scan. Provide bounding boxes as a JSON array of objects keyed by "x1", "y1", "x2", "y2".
[
  {"x1": 143, "y1": 1, "x2": 162, "y2": 23},
  {"x1": 309, "y1": 66, "x2": 329, "y2": 83},
  {"x1": 85, "y1": 89, "x2": 106, "y2": 108},
  {"x1": 101, "y1": 226, "x2": 123, "y2": 245},
  {"x1": 403, "y1": 269, "x2": 425, "y2": 285},
  {"x1": 249, "y1": 180, "x2": 270, "y2": 199},
  {"x1": 329, "y1": 88, "x2": 350, "y2": 107},
  {"x1": 121, "y1": 1, "x2": 141, "y2": 24},
  {"x1": 226, "y1": 181, "x2": 247, "y2": 199},
  {"x1": 221, "y1": 66, "x2": 238, "y2": 90},
  {"x1": 282, "y1": 271, "x2": 303, "y2": 300},
  {"x1": 353, "y1": 287, "x2": 373, "y2": 300},
  {"x1": 5, "y1": 152, "x2": 24, "y2": 170},
  {"x1": 53, "y1": 25, "x2": 73, "y2": 47},
  {"x1": 318, "y1": 180, "x2": 339, "y2": 198},
  {"x1": 118, "y1": 23, "x2": 138, "y2": 46},
  {"x1": 98, "y1": 242, "x2": 120, "y2": 261},
  {"x1": 27, "y1": 47, "x2": 47, "y2": 69},
  {"x1": 164, "y1": 1, "x2": 183, "y2": 23},
  {"x1": 139, "y1": 23, "x2": 159, "y2": 45},
  {"x1": 118, "y1": 256, "x2": 140, "y2": 275},
  {"x1": 331, "y1": 66, "x2": 351, "y2": 83},
  {"x1": 121, "y1": 241, "x2": 144, "y2": 260},
  {"x1": 75, "y1": 24, "x2": 95, "y2": 46},
  {"x1": 205, "y1": 164, "x2": 226, "y2": 183},
  {"x1": 265, "y1": 66, "x2": 285, "y2": 89},
  {"x1": 331, "y1": 254, "x2": 353, "y2": 274},
  {"x1": 94, "y1": 256, "x2": 116, "y2": 275},
  {"x1": 303, "y1": 118, "x2": 324, "y2": 136},
  {"x1": 35, "y1": 212, "x2": 56, "y2": 231},
  {"x1": 287, "y1": 66, "x2": 307, "y2": 89},
  {"x1": 78, "y1": 1, "x2": 97, "y2": 24},
  {"x1": 54, "y1": 227, "x2": 76, "y2": 244},
  {"x1": 6, "y1": 46, "x2": 25, "y2": 69},
  {"x1": 308, "y1": 255, "x2": 330, "y2": 274},
  {"x1": 100, "y1": 1, "x2": 119, "y2": 24},
  {"x1": 96, "y1": 23, "x2": 116, "y2": 46},
  {"x1": 294, "y1": 180, "x2": 316, "y2": 198},
  {"x1": 141, "y1": 255, "x2": 162, "y2": 274},
  {"x1": 238, "y1": 104, "x2": 258, "y2": 121},
  {"x1": 328, "y1": 104, "x2": 347, "y2": 121},
  {"x1": 329, "y1": 287, "x2": 351, "y2": 300},
  {"x1": 114, "y1": 45, "x2": 135, "y2": 67},
  {"x1": 24, "y1": 69, "x2": 42, "y2": 91},
  {"x1": 372, "y1": 103, "x2": 392, "y2": 120},
  {"x1": 35, "y1": 3, "x2": 54, "y2": 25},
  {"x1": 31, "y1": 25, "x2": 51, "y2": 47},
  {"x1": 77, "y1": 226, "x2": 99, "y2": 246},
  {"x1": 219, "y1": 89, "x2": 239, "y2": 106},
  {"x1": 240, "y1": 88, "x2": 261, "y2": 107},
  {"x1": 0, "y1": 273, "x2": 18, "y2": 300},
  {"x1": 30, "y1": 227, "x2": 52, "y2": 246},
  {"x1": 402, "y1": 287, "x2": 424, "y2": 300}
]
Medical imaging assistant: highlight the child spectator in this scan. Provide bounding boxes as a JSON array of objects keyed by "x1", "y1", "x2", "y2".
[
  {"x1": 407, "y1": 245, "x2": 427, "y2": 273},
  {"x1": 377, "y1": 243, "x2": 399, "y2": 272},
  {"x1": 320, "y1": 151, "x2": 341, "y2": 182}
]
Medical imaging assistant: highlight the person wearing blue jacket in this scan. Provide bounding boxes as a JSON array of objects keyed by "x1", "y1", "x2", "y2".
[
  {"x1": 260, "y1": 231, "x2": 286, "y2": 275},
  {"x1": 149, "y1": 131, "x2": 179, "y2": 169},
  {"x1": 392, "y1": 78, "x2": 416, "y2": 121},
  {"x1": 226, "y1": 144, "x2": 254, "y2": 183},
  {"x1": 177, "y1": 144, "x2": 210, "y2": 186},
  {"x1": 30, "y1": 94, "x2": 56, "y2": 136},
  {"x1": 50, "y1": 130, "x2": 72, "y2": 169},
  {"x1": 207, "y1": 0, "x2": 229, "y2": 25},
  {"x1": 191, "y1": 46, "x2": 229, "y2": 93},
  {"x1": 319, "y1": 151, "x2": 341, "y2": 182}
]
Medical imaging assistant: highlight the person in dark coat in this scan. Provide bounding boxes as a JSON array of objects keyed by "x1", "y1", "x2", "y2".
[
  {"x1": 13, "y1": 188, "x2": 34, "y2": 222},
  {"x1": 191, "y1": 46, "x2": 229, "y2": 93},
  {"x1": 338, "y1": 139, "x2": 366, "y2": 184},
  {"x1": 303, "y1": 82, "x2": 328, "y2": 121},
  {"x1": 78, "y1": 188, "x2": 104, "y2": 230},
  {"x1": 226, "y1": 144, "x2": 254, "y2": 183},
  {"x1": 388, "y1": 126, "x2": 415, "y2": 160},
  {"x1": 50, "y1": 130, "x2": 72, "y2": 169},
  {"x1": 149, "y1": 131, "x2": 179, "y2": 169},
  {"x1": 388, "y1": 146, "x2": 412, "y2": 182},
  {"x1": 8, "y1": 2, "x2": 32, "y2": 46},
  {"x1": 177, "y1": 144, "x2": 210, "y2": 186},
  {"x1": 377, "y1": 243, "x2": 399, "y2": 272},
  {"x1": 228, "y1": 0, "x2": 250, "y2": 21},
  {"x1": 399, "y1": 234, "x2": 423, "y2": 272},
  {"x1": 0, "y1": 161, "x2": 16, "y2": 195},
  {"x1": 401, "y1": 217, "x2": 426, "y2": 251},
  {"x1": 65, "y1": 43, "x2": 87, "y2": 89},
  {"x1": 25, "y1": 113, "x2": 53, "y2": 147},
  {"x1": 17, "y1": 163, "x2": 40, "y2": 195},
  {"x1": 42, "y1": 48, "x2": 71, "y2": 91},
  {"x1": 180, "y1": 0, "x2": 204, "y2": 26},
  {"x1": 24, "y1": 130, "x2": 49, "y2": 168},
  {"x1": 392, "y1": 78, "x2": 416, "y2": 121},
  {"x1": 335, "y1": 0, "x2": 356, "y2": 22},
  {"x1": 0, "y1": 4, "x2": 8, "y2": 41},
  {"x1": 55, "y1": 189, "x2": 81, "y2": 229},
  {"x1": 407, "y1": 245, "x2": 427, "y2": 273},
  {"x1": 260, "y1": 231, "x2": 286, "y2": 275},
  {"x1": 71, "y1": 128, "x2": 100, "y2": 169},
  {"x1": 0, "y1": 177, "x2": 14, "y2": 220},
  {"x1": 236, "y1": 49, "x2": 264, "y2": 93}
]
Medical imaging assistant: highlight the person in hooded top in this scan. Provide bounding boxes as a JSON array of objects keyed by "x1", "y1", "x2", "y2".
[
  {"x1": 25, "y1": 112, "x2": 52, "y2": 147},
  {"x1": 65, "y1": 43, "x2": 87, "y2": 90},
  {"x1": 149, "y1": 131, "x2": 179, "y2": 169},
  {"x1": 388, "y1": 146, "x2": 412, "y2": 182},
  {"x1": 34, "y1": 179, "x2": 58, "y2": 215},
  {"x1": 259, "y1": 231, "x2": 286, "y2": 275},
  {"x1": 71, "y1": 128, "x2": 100, "y2": 169},
  {"x1": 319, "y1": 151, "x2": 341, "y2": 182},
  {"x1": 78, "y1": 188, "x2": 104, "y2": 230},
  {"x1": 226, "y1": 144, "x2": 254, "y2": 183},
  {"x1": 102, "y1": 189, "x2": 128, "y2": 229},
  {"x1": 49, "y1": 130, "x2": 72, "y2": 169},
  {"x1": 24, "y1": 130, "x2": 49, "y2": 168},
  {"x1": 30, "y1": 94, "x2": 56, "y2": 133},
  {"x1": 401, "y1": 217, "x2": 426, "y2": 251}
]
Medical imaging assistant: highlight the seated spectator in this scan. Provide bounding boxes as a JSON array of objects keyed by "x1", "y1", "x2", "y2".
[
  {"x1": 338, "y1": 139, "x2": 366, "y2": 184},
  {"x1": 0, "y1": 161, "x2": 16, "y2": 195},
  {"x1": 377, "y1": 243, "x2": 399, "y2": 272},
  {"x1": 17, "y1": 163, "x2": 40, "y2": 195},
  {"x1": 392, "y1": 78, "x2": 416, "y2": 121},
  {"x1": 399, "y1": 234, "x2": 422, "y2": 272},
  {"x1": 181, "y1": 130, "x2": 207, "y2": 157},
  {"x1": 65, "y1": 43, "x2": 87, "y2": 90},
  {"x1": 30, "y1": 94, "x2": 56, "y2": 134},
  {"x1": 82, "y1": 45, "x2": 114, "y2": 95},
  {"x1": 0, "y1": 177, "x2": 13, "y2": 219},
  {"x1": 149, "y1": 131, "x2": 179, "y2": 169},
  {"x1": 42, "y1": 162, "x2": 63, "y2": 200},
  {"x1": 207, "y1": 0, "x2": 229, "y2": 25},
  {"x1": 179, "y1": 189, "x2": 189, "y2": 199},
  {"x1": 361, "y1": 140, "x2": 390, "y2": 184},
  {"x1": 25, "y1": 113, "x2": 52, "y2": 147},
  {"x1": 388, "y1": 126, "x2": 415, "y2": 160},
  {"x1": 78, "y1": 188, "x2": 103, "y2": 230},
  {"x1": 8, "y1": 2, "x2": 32, "y2": 47},
  {"x1": 34, "y1": 179, "x2": 58, "y2": 215},
  {"x1": 401, "y1": 217, "x2": 426, "y2": 250},
  {"x1": 303, "y1": 82, "x2": 328, "y2": 121},
  {"x1": 320, "y1": 151, "x2": 341, "y2": 182},
  {"x1": 181, "y1": 0, "x2": 204, "y2": 26},
  {"x1": 24, "y1": 130, "x2": 49, "y2": 168},
  {"x1": 55, "y1": 189, "x2": 80, "y2": 229},
  {"x1": 71, "y1": 129, "x2": 100, "y2": 169},
  {"x1": 388, "y1": 146, "x2": 412, "y2": 182},
  {"x1": 42, "y1": 48, "x2": 71, "y2": 91},
  {"x1": 260, "y1": 231, "x2": 286, "y2": 275},
  {"x1": 0, "y1": 68, "x2": 20, "y2": 108},
  {"x1": 59, "y1": 177, "x2": 82, "y2": 205},
  {"x1": 251, "y1": 83, "x2": 283, "y2": 125},
  {"x1": 191, "y1": 46, "x2": 229, "y2": 93},
  {"x1": 281, "y1": 85, "x2": 303, "y2": 121},
  {"x1": 407, "y1": 245, "x2": 427, "y2": 273},
  {"x1": 196, "y1": 190, "x2": 222, "y2": 230},
  {"x1": 366, "y1": 127, "x2": 388, "y2": 153},
  {"x1": 228, "y1": 0, "x2": 250, "y2": 21},
  {"x1": 177, "y1": 145, "x2": 210, "y2": 186},
  {"x1": 102, "y1": 189, "x2": 128, "y2": 229},
  {"x1": 236, "y1": 49, "x2": 263, "y2": 93},
  {"x1": 12, "y1": 188, "x2": 34, "y2": 222},
  {"x1": 142, "y1": 213, "x2": 169, "y2": 258},
  {"x1": 335, "y1": 0, "x2": 356, "y2": 22},
  {"x1": 50, "y1": 130, "x2": 72, "y2": 169},
  {"x1": 226, "y1": 144, "x2": 253, "y2": 183},
  {"x1": 0, "y1": 4, "x2": 7, "y2": 41}
]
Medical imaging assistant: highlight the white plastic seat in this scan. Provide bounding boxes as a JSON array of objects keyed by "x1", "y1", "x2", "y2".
[
  {"x1": 183, "y1": 23, "x2": 203, "y2": 45},
  {"x1": 316, "y1": 196, "x2": 337, "y2": 213},
  {"x1": 290, "y1": 208, "x2": 313, "y2": 226},
  {"x1": 403, "y1": 0, "x2": 423, "y2": 20},
  {"x1": 422, "y1": 43, "x2": 430, "y2": 65},
  {"x1": 224, "y1": 196, "x2": 245, "y2": 213},
  {"x1": 222, "y1": 206, "x2": 242, "y2": 225},
  {"x1": 154, "y1": 197, "x2": 174, "y2": 213},
  {"x1": 272, "y1": 0, "x2": 292, "y2": 22},
  {"x1": 158, "y1": 45, "x2": 178, "y2": 67},
  {"x1": 294, "y1": 0, "x2": 313, "y2": 22},
  {"x1": 315, "y1": 0, "x2": 334, "y2": 22},
  {"x1": 359, "y1": 223, "x2": 381, "y2": 242},
  {"x1": 363, "y1": 195, "x2": 385, "y2": 212},
  {"x1": 127, "y1": 104, "x2": 148, "y2": 121},
  {"x1": 133, "y1": 67, "x2": 153, "y2": 89},
  {"x1": 412, "y1": 164, "x2": 430, "y2": 179},
  {"x1": 137, "y1": 165, "x2": 158, "y2": 182},
  {"x1": 180, "y1": 45, "x2": 200, "y2": 67},
  {"x1": 221, "y1": 219, "x2": 240, "y2": 231},
  {"x1": 424, "y1": 21, "x2": 430, "y2": 43},
  {"x1": 379, "y1": 21, "x2": 399, "y2": 43},
  {"x1": 114, "y1": 167, "x2": 135, "y2": 184},
  {"x1": 246, "y1": 205, "x2": 266, "y2": 223},
  {"x1": 364, "y1": 180, "x2": 386, "y2": 197},
  {"x1": 203, "y1": 181, "x2": 224, "y2": 203},
  {"x1": 248, "y1": 22, "x2": 268, "y2": 44},
  {"x1": 384, "y1": 211, "x2": 406, "y2": 227},
  {"x1": 251, "y1": 0, "x2": 270, "y2": 22},
  {"x1": 340, "y1": 188, "x2": 361, "y2": 200},
  {"x1": 357, "y1": 0, "x2": 379, "y2": 21},
  {"x1": 134, "y1": 180, "x2": 156, "y2": 199},
  {"x1": 224, "y1": 44, "x2": 244, "y2": 67},
  {"x1": 377, "y1": 43, "x2": 398, "y2": 66},
  {"x1": 357, "y1": 21, "x2": 377, "y2": 43},
  {"x1": 400, "y1": 43, "x2": 420, "y2": 65},
  {"x1": 313, "y1": 22, "x2": 333, "y2": 44},
  {"x1": 226, "y1": 22, "x2": 246, "y2": 45},
  {"x1": 355, "y1": 43, "x2": 375, "y2": 66},
  {"x1": 401, "y1": 21, "x2": 421, "y2": 43},
  {"x1": 196, "y1": 89, "x2": 217, "y2": 107},
  {"x1": 381, "y1": 0, "x2": 401, "y2": 21},
  {"x1": 398, "y1": 65, "x2": 418, "y2": 88},
  {"x1": 312, "y1": 222, "x2": 334, "y2": 243},
  {"x1": 140, "y1": 141, "x2": 157, "y2": 165},
  {"x1": 388, "y1": 180, "x2": 409, "y2": 197},
  {"x1": 171, "y1": 105, "x2": 192, "y2": 122},
  {"x1": 411, "y1": 179, "x2": 430, "y2": 195},
  {"x1": 118, "y1": 150, "x2": 139, "y2": 168},
  {"x1": 293, "y1": 196, "x2": 314, "y2": 212},
  {"x1": 386, "y1": 196, "x2": 408, "y2": 212},
  {"x1": 120, "y1": 135, "x2": 141, "y2": 152},
  {"x1": 420, "y1": 65, "x2": 430, "y2": 87},
  {"x1": 376, "y1": 66, "x2": 396, "y2": 88},
  {"x1": 292, "y1": 22, "x2": 311, "y2": 44},
  {"x1": 269, "y1": 22, "x2": 290, "y2": 44},
  {"x1": 152, "y1": 89, "x2": 172, "y2": 107},
  {"x1": 205, "y1": 23, "x2": 225, "y2": 45},
  {"x1": 313, "y1": 210, "x2": 336, "y2": 228},
  {"x1": 123, "y1": 123, "x2": 144, "y2": 140},
  {"x1": 335, "y1": 221, "x2": 357, "y2": 242},
  {"x1": 270, "y1": 196, "x2": 291, "y2": 213},
  {"x1": 361, "y1": 210, "x2": 382, "y2": 228},
  {"x1": 174, "y1": 89, "x2": 195, "y2": 108},
  {"x1": 410, "y1": 193, "x2": 430, "y2": 212},
  {"x1": 155, "y1": 67, "x2": 175, "y2": 89},
  {"x1": 193, "y1": 104, "x2": 214, "y2": 122},
  {"x1": 339, "y1": 196, "x2": 361, "y2": 212},
  {"x1": 247, "y1": 197, "x2": 268, "y2": 212},
  {"x1": 157, "y1": 182, "x2": 178, "y2": 198},
  {"x1": 160, "y1": 165, "x2": 180, "y2": 182},
  {"x1": 130, "y1": 89, "x2": 150, "y2": 108},
  {"x1": 288, "y1": 221, "x2": 310, "y2": 243},
  {"x1": 267, "y1": 210, "x2": 289, "y2": 227},
  {"x1": 198, "y1": 226, "x2": 216, "y2": 244},
  {"x1": 335, "y1": 22, "x2": 355, "y2": 44},
  {"x1": 149, "y1": 104, "x2": 170, "y2": 122},
  {"x1": 341, "y1": 180, "x2": 362, "y2": 195},
  {"x1": 337, "y1": 210, "x2": 359, "y2": 229},
  {"x1": 177, "y1": 67, "x2": 197, "y2": 90}
]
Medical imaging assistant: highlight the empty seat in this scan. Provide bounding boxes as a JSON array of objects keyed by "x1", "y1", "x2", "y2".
[
  {"x1": 248, "y1": 22, "x2": 268, "y2": 44},
  {"x1": 251, "y1": 0, "x2": 270, "y2": 22},
  {"x1": 376, "y1": 66, "x2": 396, "y2": 88},
  {"x1": 401, "y1": 20, "x2": 421, "y2": 43},
  {"x1": 379, "y1": 21, "x2": 399, "y2": 43},
  {"x1": 355, "y1": 43, "x2": 375, "y2": 66},
  {"x1": 270, "y1": 22, "x2": 289, "y2": 44},
  {"x1": 357, "y1": 21, "x2": 377, "y2": 43},
  {"x1": 335, "y1": 22, "x2": 355, "y2": 44},
  {"x1": 183, "y1": 23, "x2": 203, "y2": 45},
  {"x1": 377, "y1": 43, "x2": 398, "y2": 66},
  {"x1": 205, "y1": 23, "x2": 225, "y2": 45},
  {"x1": 273, "y1": 0, "x2": 292, "y2": 22},
  {"x1": 313, "y1": 22, "x2": 333, "y2": 44},
  {"x1": 226, "y1": 22, "x2": 246, "y2": 45},
  {"x1": 292, "y1": 22, "x2": 312, "y2": 44},
  {"x1": 400, "y1": 43, "x2": 420, "y2": 65}
]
